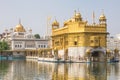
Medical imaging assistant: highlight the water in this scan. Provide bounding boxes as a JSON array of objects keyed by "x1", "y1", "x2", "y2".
[{"x1": 0, "y1": 60, "x2": 120, "y2": 80}]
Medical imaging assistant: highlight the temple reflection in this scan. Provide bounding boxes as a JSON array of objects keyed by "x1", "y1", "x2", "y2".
[
  {"x1": 88, "y1": 63, "x2": 107, "y2": 80},
  {"x1": 0, "y1": 60, "x2": 120, "y2": 80},
  {"x1": 38, "y1": 62, "x2": 107, "y2": 80}
]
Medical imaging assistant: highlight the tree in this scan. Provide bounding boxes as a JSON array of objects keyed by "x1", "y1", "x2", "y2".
[
  {"x1": 0, "y1": 41, "x2": 9, "y2": 50},
  {"x1": 34, "y1": 34, "x2": 40, "y2": 39}
]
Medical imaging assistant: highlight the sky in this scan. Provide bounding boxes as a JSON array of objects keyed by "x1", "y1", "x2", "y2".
[{"x1": 0, "y1": 0, "x2": 120, "y2": 36}]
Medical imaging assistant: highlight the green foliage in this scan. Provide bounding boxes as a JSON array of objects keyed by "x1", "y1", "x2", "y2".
[
  {"x1": 34, "y1": 34, "x2": 40, "y2": 39},
  {"x1": 0, "y1": 41, "x2": 9, "y2": 50},
  {"x1": 0, "y1": 61, "x2": 10, "y2": 75}
]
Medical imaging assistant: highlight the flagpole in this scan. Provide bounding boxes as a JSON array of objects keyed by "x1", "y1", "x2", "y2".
[
  {"x1": 92, "y1": 11, "x2": 95, "y2": 24},
  {"x1": 47, "y1": 16, "x2": 51, "y2": 36}
]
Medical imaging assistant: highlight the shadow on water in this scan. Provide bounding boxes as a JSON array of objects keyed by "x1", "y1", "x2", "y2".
[{"x1": 88, "y1": 62, "x2": 107, "y2": 80}]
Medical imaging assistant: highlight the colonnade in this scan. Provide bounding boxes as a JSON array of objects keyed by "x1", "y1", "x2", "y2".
[{"x1": 25, "y1": 48, "x2": 52, "y2": 59}]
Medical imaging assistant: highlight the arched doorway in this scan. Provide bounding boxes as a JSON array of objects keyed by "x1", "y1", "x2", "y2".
[
  {"x1": 90, "y1": 48, "x2": 106, "y2": 62},
  {"x1": 91, "y1": 51, "x2": 99, "y2": 57}
]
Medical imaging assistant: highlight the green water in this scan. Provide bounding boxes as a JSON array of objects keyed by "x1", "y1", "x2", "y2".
[{"x1": 0, "y1": 59, "x2": 120, "y2": 80}]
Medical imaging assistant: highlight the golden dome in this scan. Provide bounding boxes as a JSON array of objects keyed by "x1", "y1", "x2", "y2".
[
  {"x1": 75, "y1": 12, "x2": 81, "y2": 18},
  {"x1": 86, "y1": 49, "x2": 92, "y2": 54},
  {"x1": 14, "y1": 23, "x2": 26, "y2": 32},
  {"x1": 99, "y1": 14, "x2": 106, "y2": 21},
  {"x1": 52, "y1": 20, "x2": 59, "y2": 27},
  {"x1": 106, "y1": 49, "x2": 111, "y2": 54},
  {"x1": 114, "y1": 48, "x2": 119, "y2": 53},
  {"x1": 73, "y1": 11, "x2": 82, "y2": 21}
]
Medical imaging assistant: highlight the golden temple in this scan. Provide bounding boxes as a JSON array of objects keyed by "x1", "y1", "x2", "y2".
[{"x1": 51, "y1": 11, "x2": 108, "y2": 61}]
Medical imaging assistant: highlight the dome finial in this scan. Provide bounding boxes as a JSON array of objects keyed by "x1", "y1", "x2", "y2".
[
  {"x1": 99, "y1": 9, "x2": 106, "y2": 22},
  {"x1": 74, "y1": 10, "x2": 76, "y2": 14},
  {"x1": 73, "y1": 10, "x2": 82, "y2": 21},
  {"x1": 78, "y1": 8, "x2": 80, "y2": 12},
  {"x1": 102, "y1": 9, "x2": 104, "y2": 15},
  {"x1": 52, "y1": 18, "x2": 59, "y2": 27},
  {"x1": 19, "y1": 18, "x2": 21, "y2": 24},
  {"x1": 92, "y1": 11, "x2": 95, "y2": 24}
]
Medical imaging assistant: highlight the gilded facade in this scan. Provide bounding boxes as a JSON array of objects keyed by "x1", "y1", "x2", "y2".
[{"x1": 51, "y1": 11, "x2": 108, "y2": 60}]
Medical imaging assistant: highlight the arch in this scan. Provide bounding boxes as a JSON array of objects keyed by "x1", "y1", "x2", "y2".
[{"x1": 89, "y1": 48, "x2": 106, "y2": 62}]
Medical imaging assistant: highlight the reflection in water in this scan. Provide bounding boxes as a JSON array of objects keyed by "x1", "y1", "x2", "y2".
[
  {"x1": 0, "y1": 60, "x2": 11, "y2": 80},
  {"x1": 88, "y1": 63, "x2": 107, "y2": 80},
  {"x1": 0, "y1": 60, "x2": 120, "y2": 80}
]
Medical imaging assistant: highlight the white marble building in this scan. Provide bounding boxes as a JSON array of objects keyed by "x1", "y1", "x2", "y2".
[
  {"x1": 107, "y1": 34, "x2": 120, "y2": 52},
  {"x1": 0, "y1": 22, "x2": 49, "y2": 57}
]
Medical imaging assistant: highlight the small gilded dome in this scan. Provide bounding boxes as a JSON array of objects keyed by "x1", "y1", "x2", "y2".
[
  {"x1": 75, "y1": 12, "x2": 81, "y2": 18},
  {"x1": 106, "y1": 49, "x2": 111, "y2": 54},
  {"x1": 52, "y1": 20, "x2": 59, "y2": 26},
  {"x1": 73, "y1": 11, "x2": 82, "y2": 21},
  {"x1": 86, "y1": 49, "x2": 92, "y2": 54},
  {"x1": 99, "y1": 14, "x2": 106, "y2": 21},
  {"x1": 14, "y1": 23, "x2": 26, "y2": 32}
]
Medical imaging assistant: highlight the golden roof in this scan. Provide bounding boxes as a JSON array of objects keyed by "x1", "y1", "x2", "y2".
[
  {"x1": 99, "y1": 14, "x2": 106, "y2": 21},
  {"x1": 52, "y1": 19, "x2": 59, "y2": 26},
  {"x1": 14, "y1": 23, "x2": 26, "y2": 32}
]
